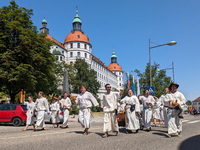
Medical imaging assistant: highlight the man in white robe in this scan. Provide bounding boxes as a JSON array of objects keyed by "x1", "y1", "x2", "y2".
[
  {"x1": 32, "y1": 91, "x2": 49, "y2": 131},
  {"x1": 75, "y1": 86, "x2": 99, "y2": 135},
  {"x1": 102, "y1": 83, "x2": 123, "y2": 138},
  {"x1": 164, "y1": 83, "x2": 186, "y2": 137},
  {"x1": 159, "y1": 87, "x2": 170, "y2": 127},
  {"x1": 152, "y1": 96, "x2": 161, "y2": 127},
  {"x1": 59, "y1": 92, "x2": 72, "y2": 128}
]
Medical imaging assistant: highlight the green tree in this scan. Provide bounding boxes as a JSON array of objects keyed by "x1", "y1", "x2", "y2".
[
  {"x1": 72, "y1": 58, "x2": 100, "y2": 96},
  {"x1": 72, "y1": 58, "x2": 101, "y2": 111},
  {"x1": 134, "y1": 62, "x2": 172, "y2": 98},
  {"x1": 0, "y1": 1, "x2": 57, "y2": 103},
  {"x1": 186, "y1": 100, "x2": 192, "y2": 105}
]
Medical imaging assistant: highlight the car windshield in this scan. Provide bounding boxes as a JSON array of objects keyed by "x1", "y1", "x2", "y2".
[{"x1": 21, "y1": 105, "x2": 27, "y2": 110}]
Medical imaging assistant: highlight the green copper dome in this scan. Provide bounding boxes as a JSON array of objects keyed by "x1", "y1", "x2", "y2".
[
  {"x1": 53, "y1": 48, "x2": 64, "y2": 55},
  {"x1": 73, "y1": 11, "x2": 82, "y2": 24},
  {"x1": 111, "y1": 51, "x2": 117, "y2": 58},
  {"x1": 42, "y1": 18, "x2": 47, "y2": 23}
]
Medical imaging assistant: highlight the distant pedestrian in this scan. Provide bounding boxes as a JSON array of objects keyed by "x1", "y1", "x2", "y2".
[
  {"x1": 152, "y1": 96, "x2": 161, "y2": 127},
  {"x1": 50, "y1": 97, "x2": 60, "y2": 128},
  {"x1": 102, "y1": 83, "x2": 123, "y2": 138},
  {"x1": 75, "y1": 85, "x2": 99, "y2": 135},
  {"x1": 22, "y1": 96, "x2": 35, "y2": 131},
  {"x1": 32, "y1": 91, "x2": 50, "y2": 131},
  {"x1": 59, "y1": 92, "x2": 71, "y2": 129}
]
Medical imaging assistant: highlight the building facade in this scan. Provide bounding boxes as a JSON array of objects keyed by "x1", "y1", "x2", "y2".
[
  {"x1": 192, "y1": 97, "x2": 200, "y2": 112},
  {"x1": 40, "y1": 10, "x2": 123, "y2": 95}
]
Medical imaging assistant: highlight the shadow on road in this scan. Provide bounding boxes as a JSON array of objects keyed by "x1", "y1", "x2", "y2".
[
  {"x1": 152, "y1": 129, "x2": 167, "y2": 133},
  {"x1": 179, "y1": 135, "x2": 200, "y2": 150}
]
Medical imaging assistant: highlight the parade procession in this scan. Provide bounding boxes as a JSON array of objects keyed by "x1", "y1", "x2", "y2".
[
  {"x1": 11, "y1": 82, "x2": 186, "y2": 139},
  {"x1": 1, "y1": 1, "x2": 200, "y2": 150}
]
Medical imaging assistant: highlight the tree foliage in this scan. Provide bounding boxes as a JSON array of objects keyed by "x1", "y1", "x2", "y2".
[
  {"x1": 0, "y1": 1, "x2": 57, "y2": 102},
  {"x1": 72, "y1": 58, "x2": 100, "y2": 96},
  {"x1": 134, "y1": 62, "x2": 172, "y2": 98},
  {"x1": 186, "y1": 100, "x2": 192, "y2": 106},
  {"x1": 123, "y1": 62, "x2": 172, "y2": 98}
]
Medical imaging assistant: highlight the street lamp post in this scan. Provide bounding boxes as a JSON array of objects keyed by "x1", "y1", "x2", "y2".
[
  {"x1": 157, "y1": 61, "x2": 175, "y2": 82},
  {"x1": 149, "y1": 39, "x2": 177, "y2": 86}
]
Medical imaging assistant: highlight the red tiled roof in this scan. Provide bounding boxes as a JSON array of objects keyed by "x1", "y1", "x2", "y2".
[
  {"x1": 107, "y1": 63, "x2": 122, "y2": 72},
  {"x1": 91, "y1": 54, "x2": 107, "y2": 68},
  {"x1": 192, "y1": 97, "x2": 200, "y2": 102},
  {"x1": 46, "y1": 34, "x2": 66, "y2": 50},
  {"x1": 64, "y1": 31, "x2": 90, "y2": 44}
]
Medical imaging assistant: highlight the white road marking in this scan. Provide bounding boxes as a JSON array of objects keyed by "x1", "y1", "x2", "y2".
[
  {"x1": 187, "y1": 120, "x2": 200, "y2": 124},
  {"x1": 182, "y1": 120, "x2": 189, "y2": 122}
]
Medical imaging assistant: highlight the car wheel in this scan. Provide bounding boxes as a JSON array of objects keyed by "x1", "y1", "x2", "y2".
[{"x1": 12, "y1": 118, "x2": 22, "y2": 127}]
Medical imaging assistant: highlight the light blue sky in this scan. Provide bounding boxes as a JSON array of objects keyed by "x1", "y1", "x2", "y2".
[{"x1": 1, "y1": 0, "x2": 200, "y2": 101}]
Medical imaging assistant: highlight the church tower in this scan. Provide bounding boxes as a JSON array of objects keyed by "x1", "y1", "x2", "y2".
[
  {"x1": 40, "y1": 18, "x2": 49, "y2": 34},
  {"x1": 107, "y1": 49, "x2": 123, "y2": 90}
]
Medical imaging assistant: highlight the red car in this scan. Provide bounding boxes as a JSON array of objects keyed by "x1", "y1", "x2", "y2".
[{"x1": 0, "y1": 104, "x2": 27, "y2": 126}]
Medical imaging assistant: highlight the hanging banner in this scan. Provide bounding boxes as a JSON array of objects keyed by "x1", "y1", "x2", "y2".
[{"x1": 19, "y1": 89, "x2": 25, "y2": 103}]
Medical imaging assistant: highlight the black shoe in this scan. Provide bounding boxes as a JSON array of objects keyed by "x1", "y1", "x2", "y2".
[{"x1": 136, "y1": 129, "x2": 139, "y2": 133}]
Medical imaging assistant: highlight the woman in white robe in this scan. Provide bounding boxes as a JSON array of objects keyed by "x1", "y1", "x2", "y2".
[
  {"x1": 152, "y1": 96, "x2": 161, "y2": 126},
  {"x1": 22, "y1": 96, "x2": 35, "y2": 131},
  {"x1": 139, "y1": 90, "x2": 155, "y2": 131},
  {"x1": 50, "y1": 97, "x2": 60, "y2": 128},
  {"x1": 121, "y1": 89, "x2": 140, "y2": 133}
]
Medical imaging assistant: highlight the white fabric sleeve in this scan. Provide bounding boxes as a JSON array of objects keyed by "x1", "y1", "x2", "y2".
[
  {"x1": 67, "y1": 98, "x2": 72, "y2": 108},
  {"x1": 32, "y1": 99, "x2": 38, "y2": 112},
  {"x1": 56, "y1": 103, "x2": 60, "y2": 111},
  {"x1": 89, "y1": 93, "x2": 99, "y2": 106},
  {"x1": 134, "y1": 96, "x2": 140, "y2": 112},
  {"x1": 115, "y1": 92, "x2": 121, "y2": 100},
  {"x1": 75, "y1": 96, "x2": 79, "y2": 105},
  {"x1": 44, "y1": 99, "x2": 49, "y2": 113},
  {"x1": 150, "y1": 96, "x2": 155, "y2": 106},
  {"x1": 120, "y1": 96, "x2": 127, "y2": 103},
  {"x1": 179, "y1": 93, "x2": 186, "y2": 109},
  {"x1": 23, "y1": 102, "x2": 29, "y2": 105}
]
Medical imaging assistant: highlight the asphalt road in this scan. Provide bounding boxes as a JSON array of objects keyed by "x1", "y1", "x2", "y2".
[{"x1": 0, "y1": 114, "x2": 200, "y2": 150}]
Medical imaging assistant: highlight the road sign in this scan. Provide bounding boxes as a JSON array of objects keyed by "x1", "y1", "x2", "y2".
[{"x1": 147, "y1": 86, "x2": 155, "y2": 94}]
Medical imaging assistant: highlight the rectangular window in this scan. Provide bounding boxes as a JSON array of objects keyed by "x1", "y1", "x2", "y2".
[
  {"x1": 60, "y1": 56, "x2": 62, "y2": 61},
  {"x1": 85, "y1": 44, "x2": 87, "y2": 49},
  {"x1": 70, "y1": 43, "x2": 73, "y2": 48},
  {"x1": 77, "y1": 43, "x2": 80, "y2": 48},
  {"x1": 199, "y1": 103, "x2": 200, "y2": 105},
  {"x1": 70, "y1": 52, "x2": 73, "y2": 57},
  {"x1": 77, "y1": 52, "x2": 80, "y2": 57},
  {"x1": 85, "y1": 53, "x2": 87, "y2": 58}
]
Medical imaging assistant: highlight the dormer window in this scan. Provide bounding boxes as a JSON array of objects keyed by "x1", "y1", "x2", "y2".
[{"x1": 78, "y1": 35, "x2": 80, "y2": 39}]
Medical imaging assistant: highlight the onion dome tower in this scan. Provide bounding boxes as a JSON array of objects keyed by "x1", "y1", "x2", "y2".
[
  {"x1": 40, "y1": 18, "x2": 49, "y2": 34},
  {"x1": 108, "y1": 49, "x2": 123, "y2": 90},
  {"x1": 64, "y1": 9, "x2": 92, "y2": 65}
]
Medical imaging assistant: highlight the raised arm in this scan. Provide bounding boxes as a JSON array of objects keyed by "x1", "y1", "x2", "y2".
[
  {"x1": 89, "y1": 93, "x2": 99, "y2": 107},
  {"x1": 134, "y1": 96, "x2": 140, "y2": 112},
  {"x1": 178, "y1": 93, "x2": 186, "y2": 109}
]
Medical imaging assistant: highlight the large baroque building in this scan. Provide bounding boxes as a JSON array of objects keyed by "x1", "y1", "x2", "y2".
[{"x1": 40, "y1": 10, "x2": 123, "y2": 96}]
